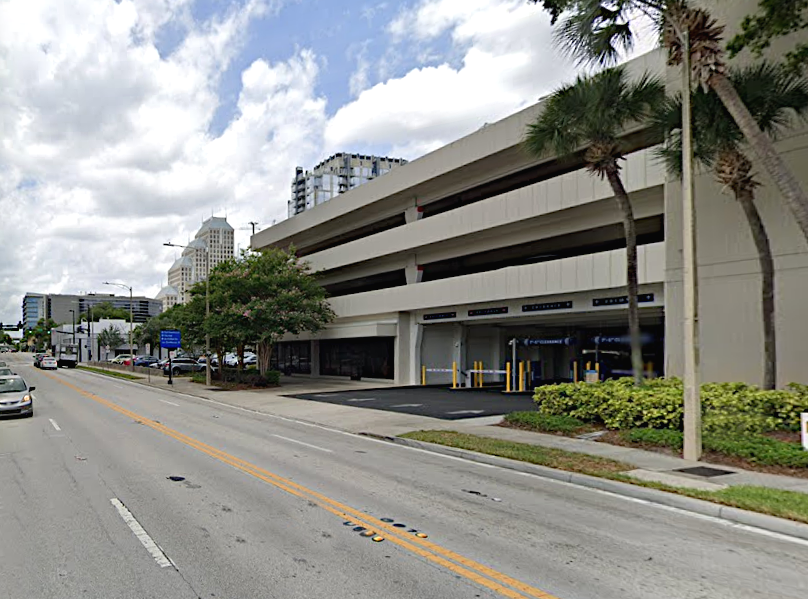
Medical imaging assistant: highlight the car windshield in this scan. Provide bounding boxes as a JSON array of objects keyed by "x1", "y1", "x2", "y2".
[
  {"x1": 0, "y1": 378, "x2": 27, "y2": 393},
  {"x1": 0, "y1": 368, "x2": 13, "y2": 376}
]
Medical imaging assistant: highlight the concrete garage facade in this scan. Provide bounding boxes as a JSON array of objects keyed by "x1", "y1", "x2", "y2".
[{"x1": 253, "y1": 15, "x2": 808, "y2": 387}]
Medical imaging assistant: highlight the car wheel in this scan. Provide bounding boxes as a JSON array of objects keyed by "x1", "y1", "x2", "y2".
[{"x1": 172, "y1": 367, "x2": 181, "y2": 375}]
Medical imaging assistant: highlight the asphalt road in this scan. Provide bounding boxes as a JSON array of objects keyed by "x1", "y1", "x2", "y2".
[
  {"x1": 2, "y1": 354, "x2": 807, "y2": 599},
  {"x1": 287, "y1": 387, "x2": 536, "y2": 419}
]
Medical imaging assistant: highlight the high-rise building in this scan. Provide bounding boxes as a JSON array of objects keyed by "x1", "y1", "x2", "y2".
[
  {"x1": 289, "y1": 153, "x2": 407, "y2": 217},
  {"x1": 21, "y1": 292, "x2": 162, "y2": 327},
  {"x1": 160, "y1": 216, "x2": 235, "y2": 307},
  {"x1": 22, "y1": 293, "x2": 46, "y2": 330}
]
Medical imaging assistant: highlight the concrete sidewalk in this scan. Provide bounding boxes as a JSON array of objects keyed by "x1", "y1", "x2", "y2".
[{"x1": 122, "y1": 369, "x2": 808, "y2": 496}]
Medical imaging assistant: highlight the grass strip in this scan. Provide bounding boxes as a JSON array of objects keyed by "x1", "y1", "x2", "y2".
[
  {"x1": 401, "y1": 430, "x2": 629, "y2": 475},
  {"x1": 401, "y1": 430, "x2": 808, "y2": 525},
  {"x1": 77, "y1": 366, "x2": 142, "y2": 380}
]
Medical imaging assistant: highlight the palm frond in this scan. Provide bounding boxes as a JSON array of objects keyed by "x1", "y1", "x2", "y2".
[{"x1": 525, "y1": 65, "x2": 663, "y2": 164}]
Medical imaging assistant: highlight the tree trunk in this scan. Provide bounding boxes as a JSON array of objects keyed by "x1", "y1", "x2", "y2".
[
  {"x1": 606, "y1": 168, "x2": 644, "y2": 385},
  {"x1": 257, "y1": 340, "x2": 272, "y2": 376},
  {"x1": 237, "y1": 342, "x2": 245, "y2": 382},
  {"x1": 736, "y1": 187, "x2": 777, "y2": 389},
  {"x1": 709, "y1": 73, "x2": 808, "y2": 245}
]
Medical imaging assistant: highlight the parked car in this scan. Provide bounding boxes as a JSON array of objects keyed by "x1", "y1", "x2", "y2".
[
  {"x1": 0, "y1": 375, "x2": 35, "y2": 418},
  {"x1": 163, "y1": 357, "x2": 204, "y2": 376},
  {"x1": 134, "y1": 356, "x2": 158, "y2": 367},
  {"x1": 150, "y1": 358, "x2": 170, "y2": 370},
  {"x1": 40, "y1": 356, "x2": 58, "y2": 370},
  {"x1": 110, "y1": 354, "x2": 134, "y2": 364}
]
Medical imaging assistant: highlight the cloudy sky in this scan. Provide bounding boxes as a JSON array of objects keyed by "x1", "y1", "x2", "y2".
[{"x1": 0, "y1": 0, "x2": 656, "y2": 326}]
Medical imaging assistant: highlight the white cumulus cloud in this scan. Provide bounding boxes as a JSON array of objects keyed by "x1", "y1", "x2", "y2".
[{"x1": 0, "y1": 0, "x2": 327, "y2": 323}]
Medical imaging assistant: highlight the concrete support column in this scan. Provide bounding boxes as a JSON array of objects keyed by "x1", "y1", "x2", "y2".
[
  {"x1": 404, "y1": 203, "x2": 423, "y2": 224},
  {"x1": 395, "y1": 312, "x2": 422, "y2": 385},
  {"x1": 405, "y1": 255, "x2": 423, "y2": 284},
  {"x1": 410, "y1": 319, "x2": 423, "y2": 385},
  {"x1": 310, "y1": 340, "x2": 320, "y2": 376}
]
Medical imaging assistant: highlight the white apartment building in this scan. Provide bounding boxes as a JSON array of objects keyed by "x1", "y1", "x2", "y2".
[
  {"x1": 160, "y1": 216, "x2": 235, "y2": 307},
  {"x1": 289, "y1": 153, "x2": 407, "y2": 217},
  {"x1": 253, "y1": 7, "x2": 808, "y2": 387}
]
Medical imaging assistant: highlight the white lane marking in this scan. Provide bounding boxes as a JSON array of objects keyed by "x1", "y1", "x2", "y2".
[
  {"x1": 85, "y1": 377, "x2": 808, "y2": 549},
  {"x1": 271, "y1": 434, "x2": 333, "y2": 453},
  {"x1": 447, "y1": 410, "x2": 485, "y2": 415},
  {"x1": 48, "y1": 418, "x2": 61, "y2": 431},
  {"x1": 346, "y1": 397, "x2": 376, "y2": 402},
  {"x1": 110, "y1": 498, "x2": 174, "y2": 568},
  {"x1": 159, "y1": 399, "x2": 180, "y2": 407},
  {"x1": 390, "y1": 403, "x2": 423, "y2": 408}
]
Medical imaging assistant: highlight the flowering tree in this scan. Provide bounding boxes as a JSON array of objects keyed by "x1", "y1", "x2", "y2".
[{"x1": 205, "y1": 248, "x2": 335, "y2": 376}]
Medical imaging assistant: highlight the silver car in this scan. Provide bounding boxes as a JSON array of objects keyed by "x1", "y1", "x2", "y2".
[{"x1": 0, "y1": 376, "x2": 35, "y2": 418}]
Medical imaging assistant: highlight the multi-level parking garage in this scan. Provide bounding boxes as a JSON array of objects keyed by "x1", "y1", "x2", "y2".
[{"x1": 253, "y1": 40, "x2": 808, "y2": 388}]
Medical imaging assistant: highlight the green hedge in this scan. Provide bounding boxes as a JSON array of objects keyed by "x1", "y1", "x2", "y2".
[
  {"x1": 533, "y1": 378, "x2": 807, "y2": 433},
  {"x1": 623, "y1": 428, "x2": 808, "y2": 468},
  {"x1": 503, "y1": 412, "x2": 587, "y2": 434}
]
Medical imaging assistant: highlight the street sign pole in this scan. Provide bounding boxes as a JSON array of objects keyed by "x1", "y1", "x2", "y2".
[{"x1": 160, "y1": 329, "x2": 182, "y2": 387}]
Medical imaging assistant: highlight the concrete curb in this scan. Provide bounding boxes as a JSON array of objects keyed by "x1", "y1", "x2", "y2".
[{"x1": 376, "y1": 435, "x2": 808, "y2": 543}]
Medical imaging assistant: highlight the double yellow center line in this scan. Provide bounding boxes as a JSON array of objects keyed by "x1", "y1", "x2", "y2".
[{"x1": 48, "y1": 373, "x2": 560, "y2": 599}]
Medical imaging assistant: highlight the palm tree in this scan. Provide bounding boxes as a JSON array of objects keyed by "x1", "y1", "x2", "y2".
[
  {"x1": 531, "y1": 0, "x2": 808, "y2": 244},
  {"x1": 97, "y1": 326, "x2": 125, "y2": 359},
  {"x1": 656, "y1": 62, "x2": 808, "y2": 389},
  {"x1": 525, "y1": 66, "x2": 665, "y2": 384}
]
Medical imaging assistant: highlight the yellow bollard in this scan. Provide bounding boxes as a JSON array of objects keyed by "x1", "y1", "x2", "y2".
[
  {"x1": 527, "y1": 360, "x2": 532, "y2": 390},
  {"x1": 452, "y1": 361, "x2": 458, "y2": 389},
  {"x1": 573, "y1": 361, "x2": 578, "y2": 383},
  {"x1": 506, "y1": 362, "x2": 511, "y2": 393},
  {"x1": 518, "y1": 361, "x2": 525, "y2": 392},
  {"x1": 422, "y1": 365, "x2": 426, "y2": 386}
]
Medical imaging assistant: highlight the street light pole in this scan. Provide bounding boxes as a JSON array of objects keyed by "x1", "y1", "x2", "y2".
[
  {"x1": 164, "y1": 241, "x2": 212, "y2": 386},
  {"x1": 103, "y1": 281, "x2": 135, "y2": 372},
  {"x1": 69, "y1": 310, "x2": 76, "y2": 344},
  {"x1": 680, "y1": 30, "x2": 702, "y2": 461}
]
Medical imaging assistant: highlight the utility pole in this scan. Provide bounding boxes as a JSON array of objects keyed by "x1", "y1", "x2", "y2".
[
  {"x1": 681, "y1": 30, "x2": 702, "y2": 461},
  {"x1": 102, "y1": 281, "x2": 135, "y2": 372},
  {"x1": 164, "y1": 241, "x2": 212, "y2": 386}
]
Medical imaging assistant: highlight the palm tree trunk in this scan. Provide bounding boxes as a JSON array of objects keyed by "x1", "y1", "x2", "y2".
[
  {"x1": 709, "y1": 73, "x2": 808, "y2": 244},
  {"x1": 735, "y1": 188, "x2": 777, "y2": 389},
  {"x1": 605, "y1": 168, "x2": 644, "y2": 385}
]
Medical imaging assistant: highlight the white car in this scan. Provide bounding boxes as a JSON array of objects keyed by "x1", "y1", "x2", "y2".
[{"x1": 40, "y1": 356, "x2": 58, "y2": 370}]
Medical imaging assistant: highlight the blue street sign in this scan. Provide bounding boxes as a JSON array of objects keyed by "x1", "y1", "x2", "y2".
[{"x1": 160, "y1": 329, "x2": 181, "y2": 349}]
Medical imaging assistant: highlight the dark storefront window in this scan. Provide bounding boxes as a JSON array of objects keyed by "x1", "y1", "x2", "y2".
[
  {"x1": 320, "y1": 337, "x2": 395, "y2": 380},
  {"x1": 270, "y1": 341, "x2": 311, "y2": 374}
]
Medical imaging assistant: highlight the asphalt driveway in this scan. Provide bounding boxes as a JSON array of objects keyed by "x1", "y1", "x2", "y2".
[{"x1": 284, "y1": 386, "x2": 536, "y2": 420}]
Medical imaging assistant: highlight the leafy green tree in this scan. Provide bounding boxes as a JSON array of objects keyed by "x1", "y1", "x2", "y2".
[
  {"x1": 656, "y1": 62, "x2": 808, "y2": 389},
  {"x1": 525, "y1": 66, "x2": 665, "y2": 384},
  {"x1": 81, "y1": 301, "x2": 130, "y2": 322},
  {"x1": 0, "y1": 332, "x2": 11, "y2": 345},
  {"x1": 97, "y1": 326, "x2": 125, "y2": 356},
  {"x1": 529, "y1": 0, "x2": 808, "y2": 245},
  {"x1": 25, "y1": 318, "x2": 58, "y2": 352},
  {"x1": 204, "y1": 248, "x2": 335, "y2": 376},
  {"x1": 728, "y1": 0, "x2": 808, "y2": 74}
]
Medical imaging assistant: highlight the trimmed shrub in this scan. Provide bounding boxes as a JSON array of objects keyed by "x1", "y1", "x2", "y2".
[
  {"x1": 622, "y1": 429, "x2": 808, "y2": 468},
  {"x1": 533, "y1": 377, "x2": 805, "y2": 433},
  {"x1": 503, "y1": 412, "x2": 586, "y2": 434}
]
